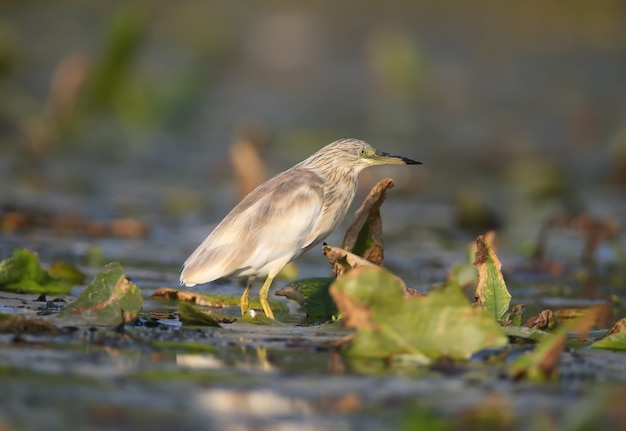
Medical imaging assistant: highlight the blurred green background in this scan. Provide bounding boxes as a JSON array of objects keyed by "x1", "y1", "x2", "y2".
[{"x1": 1, "y1": 0, "x2": 625, "y2": 244}]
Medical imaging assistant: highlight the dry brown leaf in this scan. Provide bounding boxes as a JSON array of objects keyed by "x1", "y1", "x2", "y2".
[
  {"x1": 323, "y1": 244, "x2": 377, "y2": 278},
  {"x1": 536, "y1": 307, "x2": 599, "y2": 378},
  {"x1": 341, "y1": 178, "x2": 394, "y2": 265},
  {"x1": 230, "y1": 125, "x2": 268, "y2": 199},
  {"x1": 0, "y1": 207, "x2": 149, "y2": 238},
  {"x1": 554, "y1": 304, "x2": 613, "y2": 329},
  {"x1": 151, "y1": 287, "x2": 230, "y2": 307},
  {"x1": 606, "y1": 317, "x2": 626, "y2": 336},
  {"x1": 523, "y1": 309, "x2": 557, "y2": 330},
  {"x1": 324, "y1": 247, "x2": 414, "y2": 302}
]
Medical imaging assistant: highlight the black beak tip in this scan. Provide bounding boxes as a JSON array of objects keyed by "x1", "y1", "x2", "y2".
[{"x1": 403, "y1": 157, "x2": 422, "y2": 165}]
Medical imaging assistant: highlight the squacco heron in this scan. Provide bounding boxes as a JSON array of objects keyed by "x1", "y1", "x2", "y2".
[{"x1": 180, "y1": 138, "x2": 420, "y2": 319}]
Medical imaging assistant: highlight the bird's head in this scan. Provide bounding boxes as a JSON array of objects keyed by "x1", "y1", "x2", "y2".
[{"x1": 315, "y1": 138, "x2": 421, "y2": 170}]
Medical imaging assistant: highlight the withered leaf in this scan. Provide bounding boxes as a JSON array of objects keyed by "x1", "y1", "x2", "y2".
[
  {"x1": 323, "y1": 244, "x2": 377, "y2": 278},
  {"x1": 591, "y1": 316, "x2": 626, "y2": 351},
  {"x1": 473, "y1": 232, "x2": 511, "y2": 320},
  {"x1": 230, "y1": 128, "x2": 267, "y2": 199},
  {"x1": 606, "y1": 317, "x2": 626, "y2": 336},
  {"x1": 152, "y1": 287, "x2": 288, "y2": 314},
  {"x1": 523, "y1": 309, "x2": 559, "y2": 331},
  {"x1": 323, "y1": 245, "x2": 412, "y2": 296},
  {"x1": 152, "y1": 287, "x2": 233, "y2": 307},
  {"x1": 555, "y1": 304, "x2": 614, "y2": 329},
  {"x1": 510, "y1": 307, "x2": 599, "y2": 381},
  {"x1": 341, "y1": 178, "x2": 395, "y2": 265},
  {"x1": 501, "y1": 304, "x2": 526, "y2": 327}
]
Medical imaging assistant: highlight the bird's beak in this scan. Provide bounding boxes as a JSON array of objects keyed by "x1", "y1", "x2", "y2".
[{"x1": 373, "y1": 150, "x2": 422, "y2": 165}]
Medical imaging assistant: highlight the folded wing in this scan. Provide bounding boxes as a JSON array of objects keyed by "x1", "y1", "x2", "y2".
[{"x1": 180, "y1": 169, "x2": 325, "y2": 286}]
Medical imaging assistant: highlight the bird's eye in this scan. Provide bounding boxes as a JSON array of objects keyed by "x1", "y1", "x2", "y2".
[{"x1": 359, "y1": 148, "x2": 366, "y2": 155}]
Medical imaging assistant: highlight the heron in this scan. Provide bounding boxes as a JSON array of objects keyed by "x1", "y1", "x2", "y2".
[{"x1": 180, "y1": 138, "x2": 421, "y2": 319}]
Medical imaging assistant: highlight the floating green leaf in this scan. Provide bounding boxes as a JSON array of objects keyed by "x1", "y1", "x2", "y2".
[
  {"x1": 275, "y1": 278, "x2": 336, "y2": 320},
  {"x1": 58, "y1": 262, "x2": 142, "y2": 325},
  {"x1": 178, "y1": 302, "x2": 220, "y2": 327},
  {"x1": 330, "y1": 267, "x2": 508, "y2": 361},
  {"x1": 0, "y1": 248, "x2": 71, "y2": 294},
  {"x1": 473, "y1": 232, "x2": 511, "y2": 320},
  {"x1": 48, "y1": 262, "x2": 86, "y2": 285},
  {"x1": 241, "y1": 310, "x2": 285, "y2": 326},
  {"x1": 592, "y1": 333, "x2": 626, "y2": 351}
]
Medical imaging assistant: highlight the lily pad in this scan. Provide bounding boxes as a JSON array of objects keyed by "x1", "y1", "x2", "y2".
[
  {"x1": 330, "y1": 267, "x2": 508, "y2": 361},
  {"x1": 241, "y1": 309, "x2": 285, "y2": 326},
  {"x1": 0, "y1": 248, "x2": 71, "y2": 295},
  {"x1": 178, "y1": 301, "x2": 221, "y2": 327},
  {"x1": 58, "y1": 262, "x2": 143, "y2": 325},
  {"x1": 275, "y1": 278, "x2": 336, "y2": 320}
]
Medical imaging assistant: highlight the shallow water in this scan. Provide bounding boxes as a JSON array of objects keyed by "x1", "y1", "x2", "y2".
[{"x1": 2, "y1": 1, "x2": 626, "y2": 429}]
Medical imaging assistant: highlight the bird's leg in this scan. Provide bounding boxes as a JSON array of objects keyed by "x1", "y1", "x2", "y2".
[
  {"x1": 258, "y1": 276, "x2": 275, "y2": 319},
  {"x1": 240, "y1": 276, "x2": 254, "y2": 316}
]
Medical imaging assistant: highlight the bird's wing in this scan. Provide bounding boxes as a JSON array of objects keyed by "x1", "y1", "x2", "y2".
[{"x1": 180, "y1": 169, "x2": 325, "y2": 286}]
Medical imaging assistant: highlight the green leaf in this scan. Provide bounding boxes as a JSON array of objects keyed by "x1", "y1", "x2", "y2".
[
  {"x1": 330, "y1": 267, "x2": 508, "y2": 361},
  {"x1": 58, "y1": 262, "x2": 142, "y2": 325},
  {"x1": 48, "y1": 262, "x2": 86, "y2": 285},
  {"x1": 591, "y1": 333, "x2": 626, "y2": 351},
  {"x1": 241, "y1": 310, "x2": 285, "y2": 326},
  {"x1": 275, "y1": 278, "x2": 336, "y2": 320},
  {"x1": 0, "y1": 248, "x2": 71, "y2": 295},
  {"x1": 473, "y1": 233, "x2": 511, "y2": 320},
  {"x1": 178, "y1": 302, "x2": 220, "y2": 327}
]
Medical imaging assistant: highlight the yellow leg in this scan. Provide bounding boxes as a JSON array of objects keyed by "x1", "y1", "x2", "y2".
[
  {"x1": 258, "y1": 276, "x2": 275, "y2": 319},
  {"x1": 240, "y1": 277, "x2": 254, "y2": 316}
]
